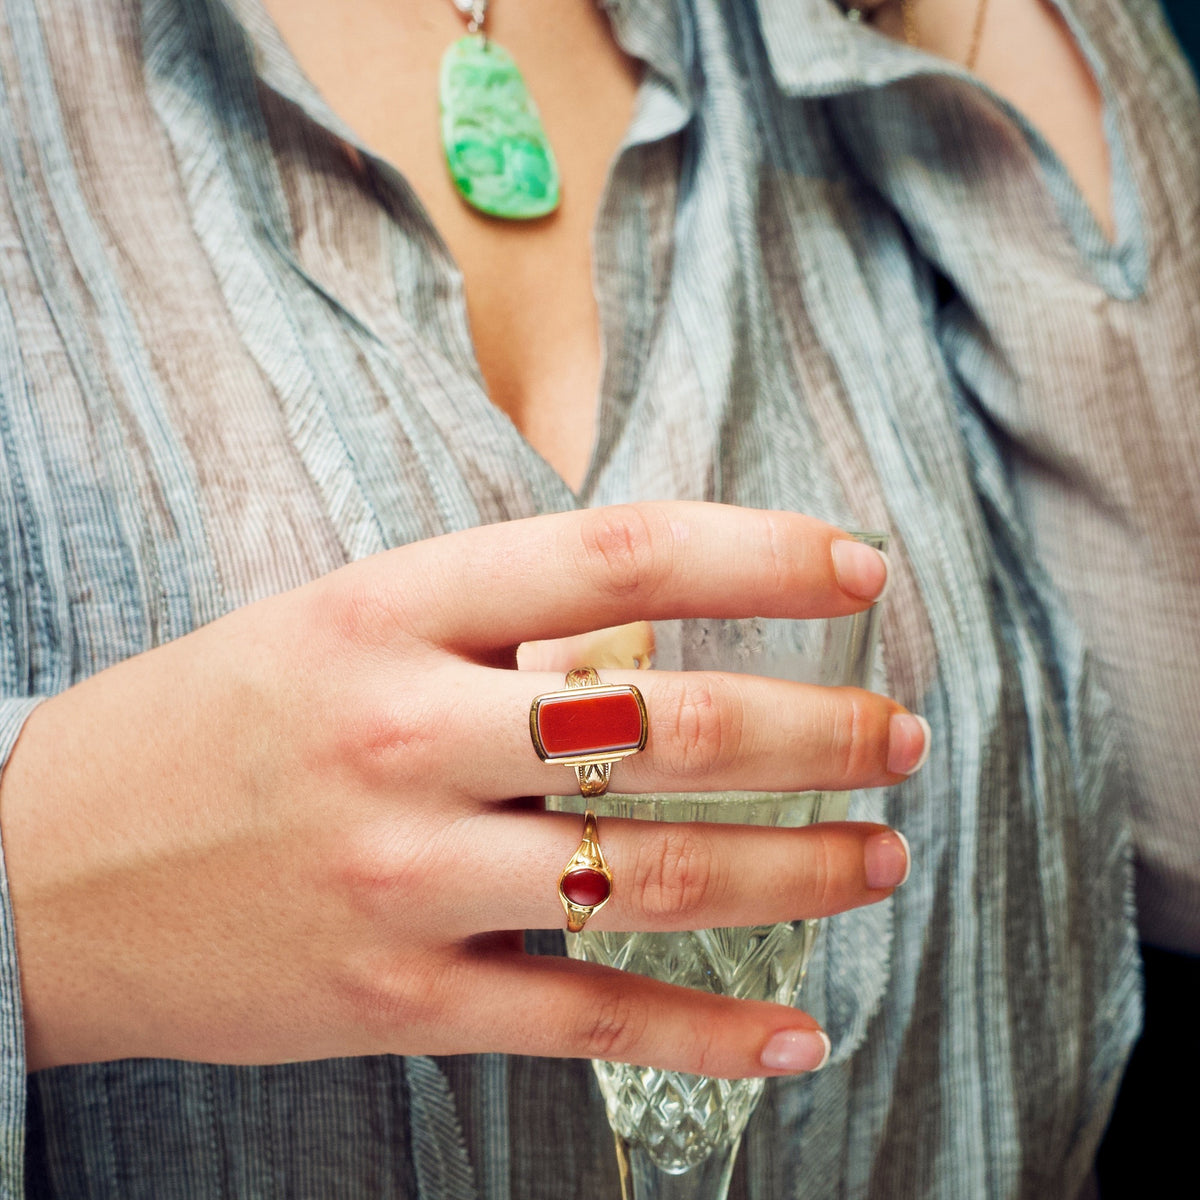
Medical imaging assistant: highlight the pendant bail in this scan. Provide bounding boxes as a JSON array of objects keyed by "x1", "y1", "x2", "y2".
[{"x1": 452, "y1": 0, "x2": 488, "y2": 34}]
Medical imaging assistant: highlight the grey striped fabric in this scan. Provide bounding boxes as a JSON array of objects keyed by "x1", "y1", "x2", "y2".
[
  {"x1": 1, "y1": 0, "x2": 1191, "y2": 1195},
  {"x1": 823, "y1": 0, "x2": 1200, "y2": 956}
]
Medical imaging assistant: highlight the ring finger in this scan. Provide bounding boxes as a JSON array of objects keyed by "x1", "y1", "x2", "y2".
[{"x1": 422, "y1": 810, "x2": 911, "y2": 935}]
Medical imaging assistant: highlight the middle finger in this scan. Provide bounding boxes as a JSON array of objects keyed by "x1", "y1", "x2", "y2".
[{"x1": 448, "y1": 667, "x2": 929, "y2": 799}]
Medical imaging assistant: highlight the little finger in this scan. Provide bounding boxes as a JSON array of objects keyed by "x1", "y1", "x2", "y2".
[{"x1": 445, "y1": 949, "x2": 833, "y2": 1079}]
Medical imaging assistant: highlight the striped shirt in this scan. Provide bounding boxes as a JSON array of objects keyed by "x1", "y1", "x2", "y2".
[{"x1": 2, "y1": 0, "x2": 1192, "y2": 1195}]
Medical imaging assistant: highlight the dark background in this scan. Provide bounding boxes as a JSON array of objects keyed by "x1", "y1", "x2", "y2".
[{"x1": 1161, "y1": 0, "x2": 1199, "y2": 74}]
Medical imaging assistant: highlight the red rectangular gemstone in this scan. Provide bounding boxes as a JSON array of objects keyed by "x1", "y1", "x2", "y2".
[{"x1": 535, "y1": 688, "x2": 646, "y2": 759}]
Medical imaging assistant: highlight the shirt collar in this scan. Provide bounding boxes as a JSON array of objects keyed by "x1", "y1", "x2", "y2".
[
  {"x1": 604, "y1": 0, "x2": 694, "y2": 128},
  {"x1": 756, "y1": 0, "x2": 1092, "y2": 99},
  {"x1": 753, "y1": 0, "x2": 1014, "y2": 96}
]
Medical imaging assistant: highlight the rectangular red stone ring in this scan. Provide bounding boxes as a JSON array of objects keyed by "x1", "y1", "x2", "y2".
[{"x1": 529, "y1": 666, "x2": 648, "y2": 798}]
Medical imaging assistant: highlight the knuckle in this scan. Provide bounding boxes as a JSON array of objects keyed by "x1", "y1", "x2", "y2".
[
  {"x1": 352, "y1": 698, "x2": 441, "y2": 776},
  {"x1": 576, "y1": 505, "x2": 671, "y2": 600},
  {"x1": 800, "y1": 835, "x2": 838, "y2": 915},
  {"x1": 690, "y1": 1023, "x2": 726, "y2": 1080},
  {"x1": 319, "y1": 571, "x2": 397, "y2": 650},
  {"x1": 330, "y1": 813, "x2": 466, "y2": 927},
  {"x1": 576, "y1": 982, "x2": 649, "y2": 1062},
  {"x1": 315, "y1": 564, "x2": 428, "y2": 654},
  {"x1": 662, "y1": 676, "x2": 742, "y2": 777},
  {"x1": 335, "y1": 822, "x2": 437, "y2": 919},
  {"x1": 340, "y1": 953, "x2": 445, "y2": 1043},
  {"x1": 634, "y1": 827, "x2": 720, "y2": 922},
  {"x1": 826, "y1": 691, "x2": 877, "y2": 782},
  {"x1": 310, "y1": 691, "x2": 443, "y2": 788},
  {"x1": 761, "y1": 510, "x2": 799, "y2": 593}
]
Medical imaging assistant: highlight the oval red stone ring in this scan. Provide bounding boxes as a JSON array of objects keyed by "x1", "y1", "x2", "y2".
[
  {"x1": 529, "y1": 667, "x2": 648, "y2": 799},
  {"x1": 557, "y1": 809, "x2": 613, "y2": 932}
]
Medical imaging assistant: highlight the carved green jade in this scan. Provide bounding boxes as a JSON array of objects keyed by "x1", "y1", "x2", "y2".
[{"x1": 439, "y1": 36, "x2": 561, "y2": 220}]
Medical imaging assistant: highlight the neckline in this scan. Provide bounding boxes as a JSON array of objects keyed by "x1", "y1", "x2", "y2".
[{"x1": 216, "y1": 0, "x2": 697, "y2": 505}]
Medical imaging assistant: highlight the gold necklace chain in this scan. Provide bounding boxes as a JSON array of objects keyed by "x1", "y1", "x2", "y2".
[{"x1": 851, "y1": 0, "x2": 991, "y2": 72}]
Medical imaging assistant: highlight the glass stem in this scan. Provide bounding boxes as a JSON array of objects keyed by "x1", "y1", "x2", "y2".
[{"x1": 614, "y1": 1132, "x2": 741, "y2": 1200}]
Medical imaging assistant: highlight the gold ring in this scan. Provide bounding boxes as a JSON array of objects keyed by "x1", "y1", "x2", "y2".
[
  {"x1": 557, "y1": 809, "x2": 612, "y2": 932},
  {"x1": 529, "y1": 667, "x2": 648, "y2": 798}
]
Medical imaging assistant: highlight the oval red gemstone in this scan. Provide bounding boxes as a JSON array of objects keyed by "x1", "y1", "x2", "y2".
[{"x1": 561, "y1": 868, "x2": 611, "y2": 908}]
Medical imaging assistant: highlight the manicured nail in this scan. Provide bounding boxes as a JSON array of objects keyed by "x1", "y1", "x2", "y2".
[
  {"x1": 887, "y1": 713, "x2": 931, "y2": 776},
  {"x1": 864, "y1": 829, "x2": 911, "y2": 890},
  {"x1": 831, "y1": 539, "x2": 890, "y2": 602},
  {"x1": 761, "y1": 1029, "x2": 832, "y2": 1073}
]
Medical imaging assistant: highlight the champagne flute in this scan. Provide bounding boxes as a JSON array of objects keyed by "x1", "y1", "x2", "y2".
[{"x1": 546, "y1": 533, "x2": 887, "y2": 1200}]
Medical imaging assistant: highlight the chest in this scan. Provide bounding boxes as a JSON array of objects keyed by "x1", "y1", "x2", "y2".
[{"x1": 259, "y1": 0, "x2": 641, "y2": 490}]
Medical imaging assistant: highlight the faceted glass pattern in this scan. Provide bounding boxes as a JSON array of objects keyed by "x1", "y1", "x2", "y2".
[{"x1": 553, "y1": 791, "x2": 838, "y2": 1174}]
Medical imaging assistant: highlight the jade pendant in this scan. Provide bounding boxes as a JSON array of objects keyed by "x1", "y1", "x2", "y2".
[{"x1": 439, "y1": 36, "x2": 561, "y2": 220}]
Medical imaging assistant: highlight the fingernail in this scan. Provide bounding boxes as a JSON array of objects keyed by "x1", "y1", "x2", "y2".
[
  {"x1": 864, "y1": 829, "x2": 911, "y2": 890},
  {"x1": 887, "y1": 713, "x2": 931, "y2": 775},
  {"x1": 761, "y1": 1029, "x2": 832, "y2": 1073},
  {"x1": 831, "y1": 540, "x2": 891, "y2": 602}
]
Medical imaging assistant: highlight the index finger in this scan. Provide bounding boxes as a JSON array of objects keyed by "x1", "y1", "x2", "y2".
[{"x1": 382, "y1": 503, "x2": 889, "y2": 651}]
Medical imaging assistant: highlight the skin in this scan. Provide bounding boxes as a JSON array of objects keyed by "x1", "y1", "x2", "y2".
[{"x1": 0, "y1": 503, "x2": 921, "y2": 1076}]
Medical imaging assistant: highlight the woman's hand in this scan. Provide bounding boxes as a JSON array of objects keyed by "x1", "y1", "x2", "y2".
[{"x1": 0, "y1": 503, "x2": 924, "y2": 1079}]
